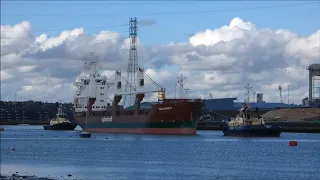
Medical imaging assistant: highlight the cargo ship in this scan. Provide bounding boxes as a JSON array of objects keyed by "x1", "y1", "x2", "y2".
[
  {"x1": 43, "y1": 104, "x2": 77, "y2": 130},
  {"x1": 72, "y1": 60, "x2": 204, "y2": 135},
  {"x1": 220, "y1": 103, "x2": 282, "y2": 137}
]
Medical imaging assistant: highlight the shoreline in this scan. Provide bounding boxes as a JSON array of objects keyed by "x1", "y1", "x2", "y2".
[
  {"x1": 0, "y1": 173, "x2": 80, "y2": 180},
  {"x1": 0, "y1": 122, "x2": 48, "y2": 125},
  {"x1": 2, "y1": 121, "x2": 320, "y2": 134},
  {"x1": 197, "y1": 121, "x2": 320, "y2": 133},
  {"x1": 0, "y1": 174, "x2": 56, "y2": 180}
]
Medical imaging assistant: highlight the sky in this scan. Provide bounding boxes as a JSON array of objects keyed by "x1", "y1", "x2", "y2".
[{"x1": 1, "y1": 1, "x2": 320, "y2": 105}]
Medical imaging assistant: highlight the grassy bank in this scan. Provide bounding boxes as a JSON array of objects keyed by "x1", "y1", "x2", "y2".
[{"x1": 267, "y1": 121, "x2": 320, "y2": 133}]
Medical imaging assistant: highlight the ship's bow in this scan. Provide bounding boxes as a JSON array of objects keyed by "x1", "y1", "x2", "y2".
[{"x1": 190, "y1": 99, "x2": 205, "y2": 127}]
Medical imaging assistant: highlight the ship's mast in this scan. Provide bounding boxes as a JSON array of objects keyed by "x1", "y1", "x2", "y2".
[
  {"x1": 86, "y1": 98, "x2": 88, "y2": 129},
  {"x1": 245, "y1": 84, "x2": 252, "y2": 103},
  {"x1": 177, "y1": 73, "x2": 186, "y2": 99},
  {"x1": 123, "y1": 17, "x2": 138, "y2": 107},
  {"x1": 87, "y1": 53, "x2": 98, "y2": 99},
  {"x1": 57, "y1": 104, "x2": 63, "y2": 115}
]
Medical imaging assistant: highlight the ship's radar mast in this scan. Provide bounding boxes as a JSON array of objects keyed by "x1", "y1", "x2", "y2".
[
  {"x1": 85, "y1": 53, "x2": 99, "y2": 77},
  {"x1": 123, "y1": 17, "x2": 139, "y2": 107},
  {"x1": 245, "y1": 84, "x2": 252, "y2": 103}
]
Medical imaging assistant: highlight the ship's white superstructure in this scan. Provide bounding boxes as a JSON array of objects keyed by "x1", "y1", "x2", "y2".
[
  {"x1": 73, "y1": 60, "x2": 115, "y2": 113},
  {"x1": 73, "y1": 57, "x2": 165, "y2": 112},
  {"x1": 227, "y1": 104, "x2": 265, "y2": 127},
  {"x1": 49, "y1": 104, "x2": 72, "y2": 125}
]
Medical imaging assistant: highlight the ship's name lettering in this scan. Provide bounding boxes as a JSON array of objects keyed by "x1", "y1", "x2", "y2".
[
  {"x1": 158, "y1": 107, "x2": 172, "y2": 111},
  {"x1": 102, "y1": 117, "x2": 112, "y2": 122}
]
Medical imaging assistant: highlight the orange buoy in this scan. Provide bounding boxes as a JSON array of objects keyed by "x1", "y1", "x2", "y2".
[{"x1": 289, "y1": 140, "x2": 297, "y2": 146}]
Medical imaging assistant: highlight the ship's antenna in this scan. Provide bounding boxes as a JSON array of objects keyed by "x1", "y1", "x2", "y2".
[
  {"x1": 245, "y1": 84, "x2": 252, "y2": 103},
  {"x1": 123, "y1": 17, "x2": 138, "y2": 107},
  {"x1": 88, "y1": 52, "x2": 98, "y2": 76},
  {"x1": 83, "y1": 52, "x2": 98, "y2": 75}
]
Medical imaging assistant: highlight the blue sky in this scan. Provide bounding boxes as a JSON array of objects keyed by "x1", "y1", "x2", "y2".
[{"x1": 1, "y1": 1, "x2": 320, "y2": 45}]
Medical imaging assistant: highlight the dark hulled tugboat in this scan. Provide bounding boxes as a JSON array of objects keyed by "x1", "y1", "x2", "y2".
[
  {"x1": 221, "y1": 103, "x2": 282, "y2": 137},
  {"x1": 43, "y1": 104, "x2": 77, "y2": 130}
]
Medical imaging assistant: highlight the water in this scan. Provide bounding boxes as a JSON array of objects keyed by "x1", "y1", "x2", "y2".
[{"x1": 1, "y1": 125, "x2": 320, "y2": 180}]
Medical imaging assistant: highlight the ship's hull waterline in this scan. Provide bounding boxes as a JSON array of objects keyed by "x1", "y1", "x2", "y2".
[
  {"x1": 83, "y1": 127, "x2": 196, "y2": 135},
  {"x1": 222, "y1": 124, "x2": 282, "y2": 137},
  {"x1": 43, "y1": 122, "x2": 77, "y2": 131},
  {"x1": 73, "y1": 99, "x2": 204, "y2": 135},
  {"x1": 75, "y1": 120, "x2": 198, "y2": 135}
]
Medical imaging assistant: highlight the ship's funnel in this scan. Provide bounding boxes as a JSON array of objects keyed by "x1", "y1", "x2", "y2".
[{"x1": 115, "y1": 71, "x2": 122, "y2": 93}]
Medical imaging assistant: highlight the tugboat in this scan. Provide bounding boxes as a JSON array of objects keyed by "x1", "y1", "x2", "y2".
[
  {"x1": 221, "y1": 103, "x2": 282, "y2": 137},
  {"x1": 43, "y1": 104, "x2": 77, "y2": 130}
]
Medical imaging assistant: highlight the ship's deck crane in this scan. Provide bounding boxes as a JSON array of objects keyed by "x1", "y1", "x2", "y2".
[
  {"x1": 279, "y1": 86, "x2": 283, "y2": 103},
  {"x1": 116, "y1": 67, "x2": 166, "y2": 102}
]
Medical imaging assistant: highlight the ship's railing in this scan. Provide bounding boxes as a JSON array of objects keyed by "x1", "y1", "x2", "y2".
[
  {"x1": 116, "y1": 109, "x2": 150, "y2": 116},
  {"x1": 163, "y1": 98, "x2": 204, "y2": 103},
  {"x1": 75, "y1": 109, "x2": 150, "y2": 117},
  {"x1": 74, "y1": 105, "x2": 85, "y2": 108}
]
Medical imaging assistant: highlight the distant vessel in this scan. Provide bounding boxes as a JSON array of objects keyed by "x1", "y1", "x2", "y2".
[
  {"x1": 80, "y1": 131, "x2": 91, "y2": 138},
  {"x1": 72, "y1": 59, "x2": 204, "y2": 135},
  {"x1": 79, "y1": 103, "x2": 91, "y2": 138},
  {"x1": 221, "y1": 103, "x2": 282, "y2": 137},
  {"x1": 43, "y1": 104, "x2": 77, "y2": 130}
]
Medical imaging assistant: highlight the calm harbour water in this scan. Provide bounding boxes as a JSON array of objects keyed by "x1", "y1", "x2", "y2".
[{"x1": 1, "y1": 125, "x2": 320, "y2": 180}]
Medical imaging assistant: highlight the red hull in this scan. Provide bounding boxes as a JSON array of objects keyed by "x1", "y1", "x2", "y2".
[{"x1": 84, "y1": 128, "x2": 196, "y2": 135}]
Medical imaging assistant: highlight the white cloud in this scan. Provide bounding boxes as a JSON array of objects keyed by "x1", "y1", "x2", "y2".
[
  {"x1": 18, "y1": 65, "x2": 37, "y2": 73},
  {"x1": 1, "y1": 70, "x2": 13, "y2": 81},
  {"x1": 284, "y1": 30, "x2": 320, "y2": 66},
  {"x1": 189, "y1": 17, "x2": 256, "y2": 46},
  {"x1": 1, "y1": 17, "x2": 319, "y2": 105}
]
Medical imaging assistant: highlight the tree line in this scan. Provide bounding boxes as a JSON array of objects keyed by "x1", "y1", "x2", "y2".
[{"x1": 0, "y1": 101, "x2": 74, "y2": 125}]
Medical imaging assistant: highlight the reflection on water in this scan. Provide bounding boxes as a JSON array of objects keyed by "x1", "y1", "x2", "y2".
[{"x1": 1, "y1": 125, "x2": 320, "y2": 180}]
